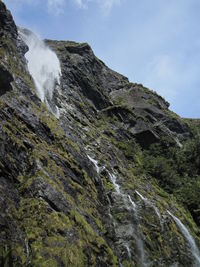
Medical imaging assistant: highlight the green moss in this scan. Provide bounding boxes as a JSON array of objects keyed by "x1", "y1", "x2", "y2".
[
  {"x1": 113, "y1": 212, "x2": 128, "y2": 223},
  {"x1": 13, "y1": 245, "x2": 26, "y2": 266},
  {"x1": 71, "y1": 209, "x2": 96, "y2": 239},
  {"x1": 2, "y1": 22, "x2": 200, "y2": 266},
  {"x1": 39, "y1": 106, "x2": 64, "y2": 138},
  {"x1": 104, "y1": 180, "x2": 115, "y2": 191},
  {"x1": 165, "y1": 109, "x2": 180, "y2": 120},
  {"x1": 0, "y1": 245, "x2": 12, "y2": 267},
  {"x1": 17, "y1": 198, "x2": 91, "y2": 266},
  {"x1": 2, "y1": 122, "x2": 26, "y2": 149},
  {"x1": 121, "y1": 259, "x2": 136, "y2": 267}
]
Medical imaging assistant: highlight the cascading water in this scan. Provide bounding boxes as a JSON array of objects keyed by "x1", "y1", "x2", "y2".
[
  {"x1": 167, "y1": 211, "x2": 200, "y2": 267},
  {"x1": 87, "y1": 156, "x2": 134, "y2": 263},
  {"x1": 108, "y1": 172, "x2": 147, "y2": 266},
  {"x1": 87, "y1": 155, "x2": 100, "y2": 174},
  {"x1": 136, "y1": 190, "x2": 163, "y2": 230},
  {"x1": 128, "y1": 195, "x2": 136, "y2": 210},
  {"x1": 109, "y1": 173, "x2": 121, "y2": 194},
  {"x1": 87, "y1": 154, "x2": 147, "y2": 266},
  {"x1": 18, "y1": 28, "x2": 61, "y2": 117},
  {"x1": 126, "y1": 193, "x2": 146, "y2": 266}
]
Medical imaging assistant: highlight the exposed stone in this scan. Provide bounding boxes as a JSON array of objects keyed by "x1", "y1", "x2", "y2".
[
  {"x1": 0, "y1": 1, "x2": 17, "y2": 40},
  {"x1": 0, "y1": 65, "x2": 13, "y2": 96},
  {"x1": 0, "y1": 2, "x2": 199, "y2": 267}
]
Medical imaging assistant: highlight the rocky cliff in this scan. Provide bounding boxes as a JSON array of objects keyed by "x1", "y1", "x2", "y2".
[{"x1": 0, "y1": 2, "x2": 200, "y2": 266}]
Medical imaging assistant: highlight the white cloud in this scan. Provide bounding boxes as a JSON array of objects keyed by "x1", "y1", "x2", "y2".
[
  {"x1": 72, "y1": 0, "x2": 87, "y2": 8},
  {"x1": 72, "y1": 0, "x2": 121, "y2": 12},
  {"x1": 47, "y1": 0, "x2": 65, "y2": 14},
  {"x1": 4, "y1": 0, "x2": 65, "y2": 15},
  {"x1": 4, "y1": 0, "x2": 38, "y2": 9},
  {"x1": 98, "y1": 0, "x2": 121, "y2": 10},
  {"x1": 4, "y1": 0, "x2": 121, "y2": 14}
]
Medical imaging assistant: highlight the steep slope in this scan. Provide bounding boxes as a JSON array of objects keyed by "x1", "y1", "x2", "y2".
[{"x1": 0, "y1": 2, "x2": 200, "y2": 267}]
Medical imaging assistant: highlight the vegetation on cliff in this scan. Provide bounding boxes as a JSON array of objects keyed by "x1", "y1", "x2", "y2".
[{"x1": 0, "y1": 2, "x2": 200, "y2": 266}]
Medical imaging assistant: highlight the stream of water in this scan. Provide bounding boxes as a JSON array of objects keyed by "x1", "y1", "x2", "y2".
[
  {"x1": 87, "y1": 155, "x2": 200, "y2": 266},
  {"x1": 135, "y1": 190, "x2": 163, "y2": 230},
  {"x1": 168, "y1": 211, "x2": 200, "y2": 267},
  {"x1": 108, "y1": 172, "x2": 147, "y2": 266}
]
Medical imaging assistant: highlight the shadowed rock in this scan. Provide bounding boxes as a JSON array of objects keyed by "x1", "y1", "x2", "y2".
[{"x1": 0, "y1": 66, "x2": 13, "y2": 96}]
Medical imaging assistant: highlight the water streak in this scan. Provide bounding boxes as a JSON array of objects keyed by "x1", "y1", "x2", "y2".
[
  {"x1": 86, "y1": 156, "x2": 147, "y2": 265},
  {"x1": 128, "y1": 195, "x2": 136, "y2": 210},
  {"x1": 109, "y1": 173, "x2": 120, "y2": 194},
  {"x1": 127, "y1": 195, "x2": 146, "y2": 266},
  {"x1": 87, "y1": 155, "x2": 100, "y2": 174},
  {"x1": 135, "y1": 190, "x2": 146, "y2": 201},
  {"x1": 109, "y1": 172, "x2": 147, "y2": 266},
  {"x1": 167, "y1": 211, "x2": 200, "y2": 266},
  {"x1": 125, "y1": 243, "x2": 132, "y2": 260},
  {"x1": 136, "y1": 190, "x2": 163, "y2": 230},
  {"x1": 25, "y1": 238, "x2": 30, "y2": 266}
]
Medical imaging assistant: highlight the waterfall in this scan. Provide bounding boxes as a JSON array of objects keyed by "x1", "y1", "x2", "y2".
[
  {"x1": 25, "y1": 238, "x2": 30, "y2": 266},
  {"x1": 126, "y1": 194, "x2": 146, "y2": 266},
  {"x1": 108, "y1": 172, "x2": 147, "y2": 266},
  {"x1": 109, "y1": 173, "x2": 120, "y2": 194},
  {"x1": 87, "y1": 155, "x2": 100, "y2": 174},
  {"x1": 135, "y1": 190, "x2": 146, "y2": 201},
  {"x1": 125, "y1": 244, "x2": 132, "y2": 260},
  {"x1": 167, "y1": 211, "x2": 200, "y2": 266},
  {"x1": 18, "y1": 28, "x2": 61, "y2": 117},
  {"x1": 136, "y1": 190, "x2": 163, "y2": 230},
  {"x1": 86, "y1": 155, "x2": 148, "y2": 265},
  {"x1": 128, "y1": 195, "x2": 136, "y2": 210}
]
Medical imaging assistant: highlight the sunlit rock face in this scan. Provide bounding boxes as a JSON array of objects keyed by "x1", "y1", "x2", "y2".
[{"x1": 0, "y1": 1, "x2": 200, "y2": 267}]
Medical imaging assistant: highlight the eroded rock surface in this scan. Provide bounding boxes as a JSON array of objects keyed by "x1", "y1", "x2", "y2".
[{"x1": 0, "y1": 3, "x2": 199, "y2": 267}]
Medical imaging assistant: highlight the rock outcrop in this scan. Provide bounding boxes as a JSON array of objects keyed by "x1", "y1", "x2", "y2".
[
  {"x1": 0, "y1": 2, "x2": 200, "y2": 267},
  {"x1": 0, "y1": 1, "x2": 17, "y2": 39}
]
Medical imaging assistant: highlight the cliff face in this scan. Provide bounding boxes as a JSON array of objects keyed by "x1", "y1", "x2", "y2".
[{"x1": 0, "y1": 2, "x2": 200, "y2": 267}]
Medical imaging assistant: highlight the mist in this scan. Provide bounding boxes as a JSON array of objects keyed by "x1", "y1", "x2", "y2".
[{"x1": 18, "y1": 28, "x2": 61, "y2": 103}]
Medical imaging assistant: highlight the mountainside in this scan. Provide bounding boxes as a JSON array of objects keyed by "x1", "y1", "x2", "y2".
[{"x1": 0, "y1": 2, "x2": 200, "y2": 266}]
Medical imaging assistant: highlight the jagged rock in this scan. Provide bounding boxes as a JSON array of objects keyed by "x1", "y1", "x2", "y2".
[
  {"x1": 46, "y1": 40, "x2": 129, "y2": 110},
  {"x1": 0, "y1": 2, "x2": 199, "y2": 267},
  {"x1": 0, "y1": 1, "x2": 17, "y2": 40},
  {"x1": 17, "y1": 28, "x2": 29, "y2": 58},
  {"x1": 134, "y1": 129, "x2": 159, "y2": 148},
  {"x1": 0, "y1": 65, "x2": 13, "y2": 96}
]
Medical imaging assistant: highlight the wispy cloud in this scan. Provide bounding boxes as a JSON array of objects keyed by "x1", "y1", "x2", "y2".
[
  {"x1": 47, "y1": 0, "x2": 65, "y2": 15},
  {"x1": 4, "y1": 0, "x2": 121, "y2": 14},
  {"x1": 98, "y1": 0, "x2": 121, "y2": 10},
  {"x1": 4, "y1": 0, "x2": 65, "y2": 15},
  {"x1": 72, "y1": 0, "x2": 87, "y2": 9},
  {"x1": 72, "y1": 0, "x2": 121, "y2": 12}
]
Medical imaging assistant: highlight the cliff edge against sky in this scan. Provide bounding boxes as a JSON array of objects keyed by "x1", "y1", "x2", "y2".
[{"x1": 0, "y1": 2, "x2": 200, "y2": 266}]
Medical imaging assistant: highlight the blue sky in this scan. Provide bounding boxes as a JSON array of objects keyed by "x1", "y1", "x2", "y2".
[{"x1": 3, "y1": 0, "x2": 200, "y2": 118}]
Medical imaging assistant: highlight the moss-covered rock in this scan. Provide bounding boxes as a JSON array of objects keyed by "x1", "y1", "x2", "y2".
[{"x1": 0, "y1": 2, "x2": 200, "y2": 266}]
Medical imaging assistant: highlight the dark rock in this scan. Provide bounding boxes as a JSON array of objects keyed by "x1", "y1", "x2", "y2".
[
  {"x1": 31, "y1": 176, "x2": 71, "y2": 214},
  {"x1": 0, "y1": 2, "x2": 17, "y2": 40},
  {"x1": 0, "y1": 2, "x2": 198, "y2": 267},
  {"x1": 134, "y1": 129, "x2": 160, "y2": 149},
  {"x1": 164, "y1": 118, "x2": 190, "y2": 134},
  {"x1": 0, "y1": 66, "x2": 13, "y2": 96}
]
